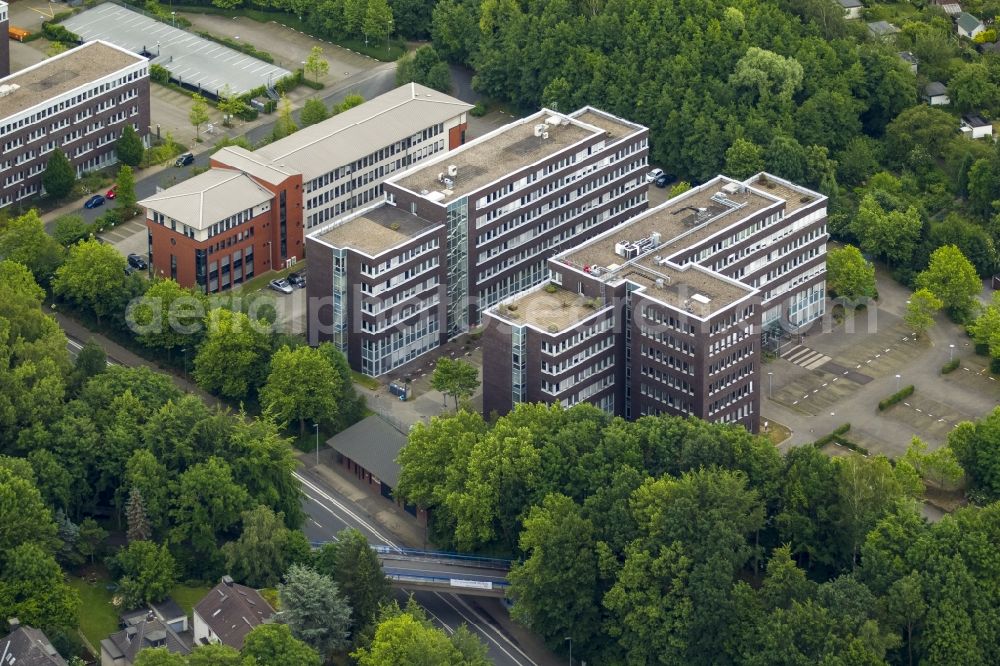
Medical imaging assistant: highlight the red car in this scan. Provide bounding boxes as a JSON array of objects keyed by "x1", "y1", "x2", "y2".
[{"x1": 106, "y1": 185, "x2": 117, "y2": 199}]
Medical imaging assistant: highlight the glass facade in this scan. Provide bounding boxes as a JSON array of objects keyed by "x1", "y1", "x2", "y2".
[{"x1": 445, "y1": 197, "x2": 469, "y2": 337}]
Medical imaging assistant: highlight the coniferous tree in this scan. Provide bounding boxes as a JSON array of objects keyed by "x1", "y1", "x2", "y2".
[{"x1": 126, "y1": 487, "x2": 152, "y2": 542}]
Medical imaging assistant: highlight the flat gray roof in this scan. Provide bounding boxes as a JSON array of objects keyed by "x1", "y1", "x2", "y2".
[
  {"x1": 0, "y1": 41, "x2": 144, "y2": 121},
  {"x1": 139, "y1": 169, "x2": 273, "y2": 229},
  {"x1": 394, "y1": 109, "x2": 603, "y2": 204},
  {"x1": 309, "y1": 203, "x2": 440, "y2": 257},
  {"x1": 62, "y1": 4, "x2": 290, "y2": 96},
  {"x1": 255, "y1": 83, "x2": 472, "y2": 182},
  {"x1": 326, "y1": 415, "x2": 407, "y2": 488}
]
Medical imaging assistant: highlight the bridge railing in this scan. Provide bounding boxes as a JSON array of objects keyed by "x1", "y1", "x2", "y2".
[
  {"x1": 385, "y1": 572, "x2": 511, "y2": 592},
  {"x1": 309, "y1": 541, "x2": 514, "y2": 570}
]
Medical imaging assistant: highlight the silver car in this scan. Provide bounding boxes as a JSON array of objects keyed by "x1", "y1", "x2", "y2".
[{"x1": 268, "y1": 278, "x2": 293, "y2": 294}]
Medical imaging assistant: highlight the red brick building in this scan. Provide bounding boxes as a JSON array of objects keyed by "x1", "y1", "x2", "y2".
[{"x1": 140, "y1": 83, "x2": 470, "y2": 292}]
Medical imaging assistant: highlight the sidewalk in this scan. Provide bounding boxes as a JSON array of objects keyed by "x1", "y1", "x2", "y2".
[{"x1": 297, "y1": 449, "x2": 429, "y2": 549}]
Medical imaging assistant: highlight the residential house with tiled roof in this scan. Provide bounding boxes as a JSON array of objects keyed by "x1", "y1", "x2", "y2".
[{"x1": 192, "y1": 576, "x2": 274, "y2": 650}]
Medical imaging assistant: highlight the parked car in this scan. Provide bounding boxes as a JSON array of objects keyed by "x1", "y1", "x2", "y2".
[
  {"x1": 287, "y1": 272, "x2": 306, "y2": 288},
  {"x1": 106, "y1": 185, "x2": 118, "y2": 199},
  {"x1": 268, "y1": 278, "x2": 293, "y2": 294},
  {"x1": 654, "y1": 173, "x2": 670, "y2": 188},
  {"x1": 645, "y1": 168, "x2": 664, "y2": 183},
  {"x1": 124, "y1": 265, "x2": 135, "y2": 276},
  {"x1": 127, "y1": 253, "x2": 147, "y2": 270},
  {"x1": 84, "y1": 194, "x2": 105, "y2": 209},
  {"x1": 175, "y1": 153, "x2": 194, "y2": 167}
]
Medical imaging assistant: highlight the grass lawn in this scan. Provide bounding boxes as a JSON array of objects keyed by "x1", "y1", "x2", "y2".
[
  {"x1": 351, "y1": 370, "x2": 380, "y2": 390},
  {"x1": 170, "y1": 583, "x2": 212, "y2": 616},
  {"x1": 68, "y1": 575, "x2": 118, "y2": 652},
  {"x1": 762, "y1": 419, "x2": 792, "y2": 446}
]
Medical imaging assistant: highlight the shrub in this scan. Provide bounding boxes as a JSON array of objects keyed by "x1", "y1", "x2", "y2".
[
  {"x1": 150, "y1": 64, "x2": 170, "y2": 85},
  {"x1": 544, "y1": 283, "x2": 558, "y2": 293},
  {"x1": 878, "y1": 385, "x2": 915, "y2": 411},
  {"x1": 470, "y1": 102, "x2": 488, "y2": 117},
  {"x1": 41, "y1": 22, "x2": 79, "y2": 44},
  {"x1": 196, "y1": 31, "x2": 274, "y2": 63},
  {"x1": 52, "y1": 215, "x2": 93, "y2": 247},
  {"x1": 941, "y1": 358, "x2": 960, "y2": 374}
]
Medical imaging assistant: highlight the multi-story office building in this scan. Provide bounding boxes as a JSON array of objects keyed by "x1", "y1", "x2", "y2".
[
  {"x1": 306, "y1": 106, "x2": 649, "y2": 376},
  {"x1": 482, "y1": 173, "x2": 828, "y2": 432},
  {"x1": 141, "y1": 83, "x2": 470, "y2": 292},
  {"x1": 1, "y1": 2, "x2": 9, "y2": 78},
  {"x1": 0, "y1": 40, "x2": 149, "y2": 208}
]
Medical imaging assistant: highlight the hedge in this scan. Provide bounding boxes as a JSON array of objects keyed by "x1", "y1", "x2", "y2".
[
  {"x1": 197, "y1": 31, "x2": 275, "y2": 64},
  {"x1": 941, "y1": 359, "x2": 960, "y2": 374},
  {"x1": 813, "y1": 424, "x2": 869, "y2": 455},
  {"x1": 878, "y1": 385, "x2": 915, "y2": 411}
]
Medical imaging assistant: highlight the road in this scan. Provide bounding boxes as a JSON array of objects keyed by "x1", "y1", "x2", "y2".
[
  {"x1": 295, "y1": 468, "x2": 548, "y2": 666},
  {"x1": 64, "y1": 66, "x2": 399, "y2": 227}
]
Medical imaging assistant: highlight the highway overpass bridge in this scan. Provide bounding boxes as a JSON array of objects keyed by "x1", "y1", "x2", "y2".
[{"x1": 313, "y1": 543, "x2": 513, "y2": 598}]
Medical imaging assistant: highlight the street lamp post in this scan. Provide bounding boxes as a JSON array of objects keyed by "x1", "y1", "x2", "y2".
[
  {"x1": 565, "y1": 637, "x2": 572, "y2": 666},
  {"x1": 387, "y1": 18, "x2": 393, "y2": 56},
  {"x1": 950, "y1": 344, "x2": 956, "y2": 362},
  {"x1": 895, "y1": 374, "x2": 901, "y2": 392},
  {"x1": 170, "y1": 11, "x2": 175, "y2": 28},
  {"x1": 314, "y1": 423, "x2": 320, "y2": 465},
  {"x1": 767, "y1": 371, "x2": 773, "y2": 399}
]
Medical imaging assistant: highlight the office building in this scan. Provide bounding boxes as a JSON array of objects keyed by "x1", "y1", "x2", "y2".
[
  {"x1": 0, "y1": 2, "x2": 9, "y2": 78},
  {"x1": 482, "y1": 173, "x2": 828, "y2": 432},
  {"x1": 0, "y1": 40, "x2": 149, "y2": 208},
  {"x1": 306, "y1": 106, "x2": 649, "y2": 376},
  {"x1": 141, "y1": 83, "x2": 470, "y2": 292}
]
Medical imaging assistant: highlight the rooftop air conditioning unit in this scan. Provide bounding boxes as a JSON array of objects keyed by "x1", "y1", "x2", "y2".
[
  {"x1": 542, "y1": 132, "x2": 549, "y2": 140},
  {"x1": 534, "y1": 124, "x2": 547, "y2": 137},
  {"x1": 447, "y1": 164, "x2": 458, "y2": 177},
  {"x1": 546, "y1": 115, "x2": 561, "y2": 126},
  {"x1": 437, "y1": 172, "x2": 446, "y2": 183},
  {"x1": 443, "y1": 177, "x2": 454, "y2": 188}
]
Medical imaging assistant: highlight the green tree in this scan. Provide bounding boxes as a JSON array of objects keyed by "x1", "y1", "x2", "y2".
[
  {"x1": 904, "y1": 288, "x2": 943, "y2": 338},
  {"x1": 53, "y1": 239, "x2": 130, "y2": 323},
  {"x1": 915, "y1": 245, "x2": 982, "y2": 321},
  {"x1": 948, "y1": 408, "x2": 1000, "y2": 500},
  {"x1": 187, "y1": 644, "x2": 242, "y2": 665},
  {"x1": 509, "y1": 494, "x2": 601, "y2": 656},
  {"x1": 132, "y1": 650, "x2": 187, "y2": 666},
  {"x1": 128, "y1": 279, "x2": 207, "y2": 358},
  {"x1": 0, "y1": 464, "x2": 59, "y2": 559},
  {"x1": 260, "y1": 345, "x2": 341, "y2": 435},
  {"x1": 126, "y1": 450, "x2": 172, "y2": 537},
  {"x1": 193, "y1": 309, "x2": 272, "y2": 400},
  {"x1": 363, "y1": 0, "x2": 394, "y2": 47},
  {"x1": 0, "y1": 543, "x2": 81, "y2": 634},
  {"x1": 826, "y1": 245, "x2": 876, "y2": 301},
  {"x1": 352, "y1": 610, "x2": 468, "y2": 665},
  {"x1": 429, "y1": 357, "x2": 479, "y2": 409},
  {"x1": 126, "y1": 487, "x2": 152, "y2": 542},
  {"x1": 221, "y1": 505, "x2": 310, "y2": 588},
  {"x1": 272, "y1": 95, "x2": 298, "y2": 140},
  {"x1": 669, "y1": 181, "x2": 692, "y2": 198},
  {"x1": 68, "y1": 338, "x2": 107, "y2": 395},
  {"x1": 115, "y1": 165, "x2": 138, "y2": 217},
  {"x1": 77, "y1": 517, "x2": 108, "y2": 565},
  {"x1": 51, "y1": 214, "x2": 92, "y2": 248},
  {"x1": 189, "y1": 93, "x2": 210, "y2": 140},
  {"x1": 304, "y1": 46, "x2": 330, "y2": 83},
  {"x1": 396, "y1": 45, "x2": 452, "y2": 93},
  {"x1": 724, "y1": 138, "x2": 765, "y2": 180},
  {"x1": 949, "y1": 63, "x2": 1000, "y2": 114},
  {"x1": 299, "y1": 98, "x2": 330, "y2": 127},
  {"x1": 331, "y1": 93, "x2": 365, "y2": 115},
  {"x1": 851, "y1": 195, "x2": 922, "y2": 268},
  {"x1": 216, "y1": 86, "x2": 250, "y2": 127},
  {"x1": 729, "y1": 47, "x2": 804, "y2": 107},
  {"x1": 902, "y1": 437, "x2": 964, "y2": 491},
  {"x1": 42, "y1": 149, "x2": 75, "y2": 199},
  {"x1": 313, "y1": 528, "x2": 390, "y2": 629},
  {"x1": 169, "y1": 457, "x2": 249, "y2": 571},
  {"x1": 0, "y1": 210, "x2": 65, "y2": 287},
  {"x1": 884, "y1": 105, "x2": 959, "y2": 165},
  {"x1": 241, "y1": 623, "x2": 321, "y2": 666},
  {"x1": 116, "y1": 125, "x2": 145, "y2": 167},
  {"x1": 278, "y1": 564, "x2": 352, "y2": 655},
  {"x1": 111, "y1": 540, "x2": 177, "y2": 607},
  {"x1": 836, "y1": 136, "x2": 881, "y2": 187}
]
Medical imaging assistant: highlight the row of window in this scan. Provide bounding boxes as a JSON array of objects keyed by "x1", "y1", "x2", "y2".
[
  {"x1": 1, "y1": 75, "x2": 145, "y2": 138},
  {"x1": 708, "y1": 381, "x2": 753, "y2": 416}
]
